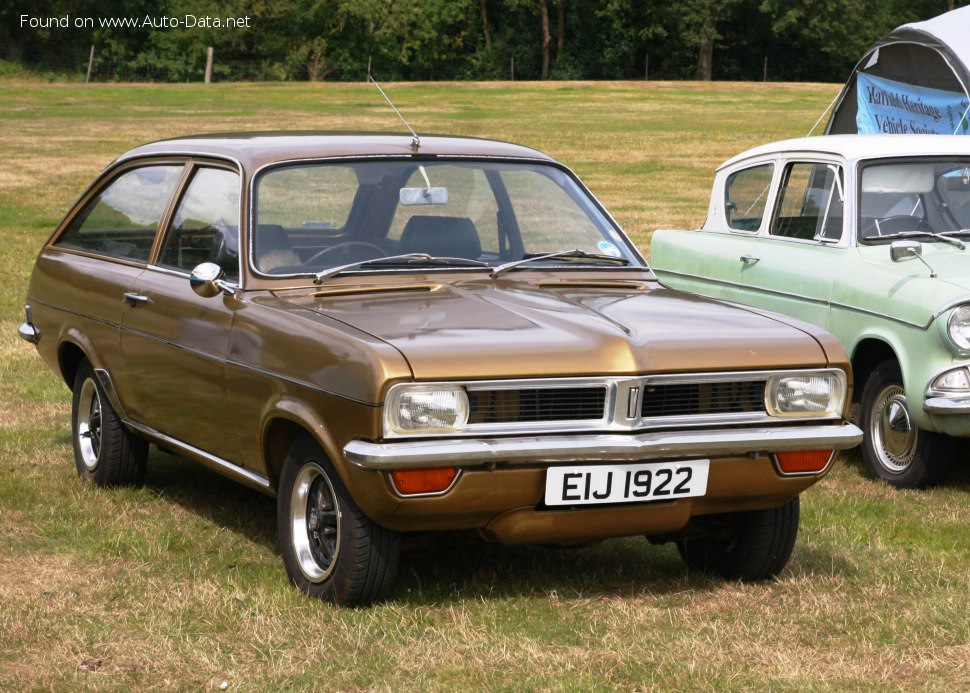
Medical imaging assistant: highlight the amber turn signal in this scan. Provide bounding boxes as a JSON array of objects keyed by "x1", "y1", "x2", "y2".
[
  {"x1": 390, "y1": 467, "x2": 458, "y2": 495},
  {"x1": 776, "y1": 450, "x2": 834, "y2": 474}
]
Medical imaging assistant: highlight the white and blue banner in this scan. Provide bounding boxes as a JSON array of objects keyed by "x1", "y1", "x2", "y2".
[{"x1": 856, "y1": 72, "x2": 970, "y2": 135}]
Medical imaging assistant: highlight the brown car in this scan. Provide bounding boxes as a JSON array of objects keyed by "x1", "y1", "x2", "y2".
[{"x1": 19, "y1": 133, "x2": 862, "y2": 605}]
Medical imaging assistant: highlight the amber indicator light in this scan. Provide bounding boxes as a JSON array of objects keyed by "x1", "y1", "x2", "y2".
[
  {"x1": 776, "y1": 450, "x2": 833, "y2": 474},
  {"x1": 391, "y1": 467, "x2": 458, "y2": 495}
]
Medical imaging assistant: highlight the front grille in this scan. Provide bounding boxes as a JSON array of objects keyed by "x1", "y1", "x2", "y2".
[
  {"x1": 467, "y1": 387, "x2": 607, "y2": 424},
  {"x1": 641, "y1": 380, "x2": 766, "y2": 418}
]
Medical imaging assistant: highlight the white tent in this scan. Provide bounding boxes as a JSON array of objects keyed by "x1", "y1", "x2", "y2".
[{"x1": 826, "y1": 6, "x2": 970, "y2": 135}]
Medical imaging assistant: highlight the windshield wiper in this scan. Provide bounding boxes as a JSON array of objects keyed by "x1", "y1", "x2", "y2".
[
  {"x1": 490, "y1": 249, "x2": 631, "y2": 279},
  {"x1": 873, "y1": 231, "x2": 966, "y2": 250},
  {"x1": 313, "y1": 253, "x2": 489, "y2": 284}
]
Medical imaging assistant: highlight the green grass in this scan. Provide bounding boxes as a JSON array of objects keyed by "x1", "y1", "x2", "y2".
[{"x1": 2, "y1": 80, "x2": 969, "y2": 690}]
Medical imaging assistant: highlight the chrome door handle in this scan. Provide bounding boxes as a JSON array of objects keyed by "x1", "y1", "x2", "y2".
[
  {"x1": 740, "y1": 255, "x2": 760, "y2": 264},
  {"x1": 123, "y1": 292, "x2": 150, "y2": 307}
]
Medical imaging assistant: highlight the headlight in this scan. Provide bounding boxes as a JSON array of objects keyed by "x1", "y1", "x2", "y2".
[
  {"x1": 765, "y1": 371, "x2": 845, "y2": 417},
  {"x1": 947, "y1": 305, "x2": 970, "y2": 351},
  {"x1": 385, "y1": 385, "x2": 469, "y2": 436}
]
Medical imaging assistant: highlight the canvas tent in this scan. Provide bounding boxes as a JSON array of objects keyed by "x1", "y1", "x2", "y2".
[{"x1": 826, "y1": 6, "x2": 970, "y2": 135}]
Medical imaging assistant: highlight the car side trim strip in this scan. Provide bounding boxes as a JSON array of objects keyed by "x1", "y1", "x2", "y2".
[
  {"x1": 343, "y1": 423, "x2": 863, "y2": 470},
  {"x1": 124, "y1": 420, "x2": 272, "y2": 491},
  {"x1": 655, "y1": 269, "x2": 928, "y2": 329}
]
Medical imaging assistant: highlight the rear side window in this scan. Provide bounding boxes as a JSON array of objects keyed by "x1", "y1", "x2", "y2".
[
  {"x1": 724, "y1": 163, "x2": 774, "y2": 231},
  {"x1": 55, "y1": 165, "x2": 184, "y2": 261}
]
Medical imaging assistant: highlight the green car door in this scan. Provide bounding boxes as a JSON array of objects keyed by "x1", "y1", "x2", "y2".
[{"x1": 737, "y1": 161, "x2": 846, "y2": 330}]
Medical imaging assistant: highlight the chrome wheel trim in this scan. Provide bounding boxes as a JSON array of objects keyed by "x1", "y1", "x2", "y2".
[
  {"x1": 869, "y1": 383, "x2": 918, "y2": 474},
  {"x1": 76, "y1": 378, "x2": 103, "y2": 471},
  {"x1": 290, "y1": 462, "x2": 341, "y2": 583}
]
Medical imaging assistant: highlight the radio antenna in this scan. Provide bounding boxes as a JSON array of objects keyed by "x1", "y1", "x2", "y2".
[{"x1": 368, "y1": 73, "x2": 420, "y2": 152}]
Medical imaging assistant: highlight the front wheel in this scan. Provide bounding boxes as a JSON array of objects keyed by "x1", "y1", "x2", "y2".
[
  {"x1": 859, "y1": 360, "x2": 952, "y2": 489},
  {"x1": 277, "y1": 435, "x2": 399, "y2": 606},
  {"x1": 676, "y1": 497, "x2": 799, "y2": 581},
  {"x1": 71, "y1": 360, "x2": 147, "y2": 487}
]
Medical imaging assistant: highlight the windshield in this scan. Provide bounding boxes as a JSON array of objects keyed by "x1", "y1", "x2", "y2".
[
  {"x1": 251, "y1": 160, "x2": 640, "y2": 276},
  {"x1": 860, "y1": 159, "x2": 970, "y2": 242}
]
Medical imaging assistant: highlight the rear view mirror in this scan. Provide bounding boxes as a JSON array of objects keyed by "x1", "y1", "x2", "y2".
[{"x1": 400, "y1": 187, "x2": 449, "y2": 206}]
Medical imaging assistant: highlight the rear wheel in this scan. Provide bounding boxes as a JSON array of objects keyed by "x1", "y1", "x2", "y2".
[
  {"x1": 860, "y1": 360, "x2": 952, "y2": 489},
  {"x1": 677, "y1": 496, "x2": 799, "y2": 581},
  {"x1": 71, "y1": 360, "x2": 147, "y2": 487},
  {"x1": 277, "y1": 435, "x2": 399, "y2": 606}
]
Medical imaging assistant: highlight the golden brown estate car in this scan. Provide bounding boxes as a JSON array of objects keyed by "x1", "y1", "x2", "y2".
[{"x1": 19, "y1": 132, "x2": 862, "y2": 605}]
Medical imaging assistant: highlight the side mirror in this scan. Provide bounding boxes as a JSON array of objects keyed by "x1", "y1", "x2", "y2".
[
  {"x1": 190, "y1": 262, "x2": 235, "y2": 298},
  {"x1": 890, "y1": 240, "x2": 922, "y2": 262}
]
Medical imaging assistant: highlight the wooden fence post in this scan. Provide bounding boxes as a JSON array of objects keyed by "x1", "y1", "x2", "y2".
[{"x1": 205, "y1": 47, "x2": 214, "y2": 84}]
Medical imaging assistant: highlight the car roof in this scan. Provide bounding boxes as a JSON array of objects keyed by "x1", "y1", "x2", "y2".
[
  {"x1": 117, "y1": 131, "x2": 555, "y2": 170},
  {"x1": 719, "y1": 134, "x2": 970, "y2": 171}
]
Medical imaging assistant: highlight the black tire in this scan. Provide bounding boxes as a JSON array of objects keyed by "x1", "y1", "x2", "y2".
[
  {"x1": 859, "y1": 359, "x2": 953, "y2": 489},
  {"x1": 677, "y1": 496, "x2": 799, "y2": 581},
  {"x1": 277, "y1": 435, "x2": 399, "y2": 606},
  {"x1": 71, "y1": 360, "x2": 147, "y2": 487}
]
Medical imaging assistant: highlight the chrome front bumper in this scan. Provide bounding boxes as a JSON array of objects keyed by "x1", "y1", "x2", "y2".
[
  {"x1": 924, "y1": 396, "x2": 970, "y2": 414},
  {"x1": 343, "y1": 423, "x2": 863, "y2": 470}
]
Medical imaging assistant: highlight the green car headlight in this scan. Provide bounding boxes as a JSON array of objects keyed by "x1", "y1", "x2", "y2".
[
  {"x1": 765, "y1": 371, "x2": 845, "y2": 417},
  {"x1": 947, "y1": 305, "x2": 970, "y2": 352},
  {"x1": 385, "y1": 385, "x2": 469, "y2": 436}
]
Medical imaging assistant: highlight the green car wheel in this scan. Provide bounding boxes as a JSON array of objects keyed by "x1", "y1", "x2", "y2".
[{"x1": 860, "y1": 360, "x2": 953, "y2": 489}]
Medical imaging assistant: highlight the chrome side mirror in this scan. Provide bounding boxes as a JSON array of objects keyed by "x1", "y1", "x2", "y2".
[
  {"x1": 190, "y1": 262, "x2": 235, "y2": 298},
  {"x1": 890, "y1": 240, "x2": 922, "y2": 262},
  {"x1": 889, "y1": 240, "x2": 936, "y2": 278}
]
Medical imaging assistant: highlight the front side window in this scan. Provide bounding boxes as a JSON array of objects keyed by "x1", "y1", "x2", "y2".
[
  {"x1": 770, "y1": 163, "x2": 843, "y2": 242},
  {"x1": 158, "y1": 167, "x2": 241, "y2": 280},
  {"x1": 55, "y1": 165, "x2": 184, "y2": 261},
  {"x1": 252, "y1": 160, "x2": 640, "y2": 277},
  {"x1": 724, "y1": 163, "x2": 774, "y2": 231},
  {"x1": 860, "y1": 159, "x2": 970, "y2": 242}
]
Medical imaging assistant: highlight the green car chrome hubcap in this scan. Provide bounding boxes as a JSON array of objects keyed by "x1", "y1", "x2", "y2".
[{"x1": 870, "y1": 384, "x2": 918, "y2": 474}]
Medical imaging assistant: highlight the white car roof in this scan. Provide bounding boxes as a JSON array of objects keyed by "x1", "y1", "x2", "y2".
[{"x1": 719, "y1": 134, "x2": 970, "y2": 171}]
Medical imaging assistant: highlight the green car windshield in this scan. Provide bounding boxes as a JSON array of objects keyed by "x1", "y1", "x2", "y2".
[
  {"x1": 860, "y1": 159, "x2": 970, "y2": 241},
  {"x1": 251, "y1": 160, "x2": 640, "y2": 276}
]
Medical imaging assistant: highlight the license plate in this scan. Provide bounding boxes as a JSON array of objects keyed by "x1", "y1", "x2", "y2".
[{"x1": 544, "y1": 460, "x2": 710, "y2": 507}]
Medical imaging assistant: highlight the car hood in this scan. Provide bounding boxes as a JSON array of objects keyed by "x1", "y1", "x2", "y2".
[{"x1": 274, "y1": 275, "x2": 833, "y2": 380}]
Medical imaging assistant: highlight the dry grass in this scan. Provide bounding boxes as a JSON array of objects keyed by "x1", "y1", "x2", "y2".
[{"x1": 1, "y1": 80, "x2": 968, "y2": 690}]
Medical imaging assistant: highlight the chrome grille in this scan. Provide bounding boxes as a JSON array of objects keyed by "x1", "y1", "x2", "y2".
[
  {"x1": 641, "y1": 381, "x2": 767, "y2": 418},
  {"x1": 467, "y1": 387, "x2": 607, "y2": 424}
]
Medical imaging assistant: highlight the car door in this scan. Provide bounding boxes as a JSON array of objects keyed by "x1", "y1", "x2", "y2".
[
  {"x1": 46, "y1": 162, "x2": 187, "y2": 390},
  {"x1": 652, "y1": 161, "x2": 776, "y2": 302},
  {"x1": 738, "y1": 160, "x2": 847, "y2": 330},
  {"x1": 119, "y1": 163, "x2": 243, "y2": 463}
]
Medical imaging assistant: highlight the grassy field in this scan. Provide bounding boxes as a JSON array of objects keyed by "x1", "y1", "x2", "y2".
[{"x1": 1, "y1": 80, "x2": 968, "y2": 691}]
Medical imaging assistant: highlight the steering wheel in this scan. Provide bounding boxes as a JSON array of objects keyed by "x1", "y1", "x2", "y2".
[
  {"x1": 305, "y1": 242, "x2": 387, "y2": 265},
  {"x1": 874, "y1": 215, "x2": 931, "y2": 236}
]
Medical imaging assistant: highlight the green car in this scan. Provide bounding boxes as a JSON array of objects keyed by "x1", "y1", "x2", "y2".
[{"x1": 651, "y1": 134, "x2": 970, "y2": 488}]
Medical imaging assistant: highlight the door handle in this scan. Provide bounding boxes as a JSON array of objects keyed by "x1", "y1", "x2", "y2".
[
  {"x1": 123, "y1": 292, "x2": 150, "y2": 307},
  {"x1": 740, "y1": 255, "x2": 760, "y2": 264}
]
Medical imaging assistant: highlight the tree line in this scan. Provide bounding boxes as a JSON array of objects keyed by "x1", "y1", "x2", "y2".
[{"x1": 1, "y1": 0, "x2": 964, "y2": 82}]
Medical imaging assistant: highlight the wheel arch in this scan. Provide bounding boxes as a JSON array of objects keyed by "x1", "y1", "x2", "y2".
[
  {"x1": 57, "y1": 340, "x2": 89, "y2": 390},
  {"x1": 260, "y1": 400, "x2": 347, "y2": 494},
  {"x1": 850, "y1": 338, "x2": 898, "y2": 402}
]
